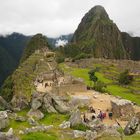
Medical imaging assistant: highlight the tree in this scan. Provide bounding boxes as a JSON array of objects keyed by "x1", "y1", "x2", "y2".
[
  {"x1": 88, "y1": 69, "x2": 98, "y2": 85},
  {"x1": 118, "y1": 69, "x2": 133, "y2": 85}
]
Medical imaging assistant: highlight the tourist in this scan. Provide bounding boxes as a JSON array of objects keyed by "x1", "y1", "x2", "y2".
[
  {"x1": 89, "y1": 106, "x2": 96, "y2": 113},
  {"x1": 108, "y1": 112, "x2": 113, "y2": 119},
  {"x1": 98, "y1": 110, "x2": 103, "y2": 121},
  {"x1": 83, "y1": 113, "x2": 89, "y2": 123}
]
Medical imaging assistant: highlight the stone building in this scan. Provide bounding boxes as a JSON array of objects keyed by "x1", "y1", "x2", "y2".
[{"x1": 35, "y1": 73, "x2": 87, "y2": 94}]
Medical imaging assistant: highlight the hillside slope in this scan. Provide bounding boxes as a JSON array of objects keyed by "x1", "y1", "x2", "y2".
[{"x1": 0, "y1": 33, "x2": 30, "y2": 86}]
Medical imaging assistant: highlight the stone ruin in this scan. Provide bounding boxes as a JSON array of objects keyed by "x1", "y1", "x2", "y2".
[
  {"x1": 34, "y1": 70, "x2": 87, "y2": 95},
  {"x1": 111, "y1": 99, "x2": 134, "y2": 121},
  {"x1": 52, "y1": 75, "x2": 87, "y2": 95}
]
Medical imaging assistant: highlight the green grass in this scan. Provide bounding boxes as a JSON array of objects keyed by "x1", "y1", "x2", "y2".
[
  {"x1": 71, "y1": 123, "x2": 90, "y2": 131},
  {"x1": 107, "y1": 85, "x2": 140, "y2": 105},
  {"x1": 21, "y1": 132, "x2": 58, "y2": 140},
  {"x1": 39, "y1": 113, "x2": 70, "y2": 127},
  {"x1": 124, "y1": 134, "x2": 140, "y2": 140},
  {"x1": 97, "y1": 134, "x2": 140, "y2": 140}
]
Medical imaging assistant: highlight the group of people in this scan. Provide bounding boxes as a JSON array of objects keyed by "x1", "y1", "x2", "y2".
[{"x1": 83, "y1": 106, "x2": 113, "y2": 123}]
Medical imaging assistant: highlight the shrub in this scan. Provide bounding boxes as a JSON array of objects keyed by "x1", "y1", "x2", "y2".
[
  {"x1": 56, "y1": 56, "x2": 65, "y2": 64},
  {"x1": 94, "y1": 81, "x2": 107, "y2": 93},
  {"x1": 88, "y1": 69, "x2": 98, "y2": 84},
  {"x1": 71, "y1": 123, "x2": 90, "y2": 131},
  {"x1": 118, "y1": 69, "x2": 133, "y2": 85},
  {"x1": 73, "y1": 53, "x2": 92, "y2": 61}
]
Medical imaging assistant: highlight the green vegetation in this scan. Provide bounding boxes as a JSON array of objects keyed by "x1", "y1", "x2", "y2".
[
  {"x1": 94, "y1": 81, "x2": 107, "y2": 93},
  {"x1": 118, "y1": 69, "x2": 133, "y2": 85},
  {"x1": 39, "y1": 113, "x2": 70, "y2": 126},
  {"x1": 71, "y1": 124, "x2": 90, "y2": 131},
  {"x1": 56, "y1": 56, "x2": 65, "y2": 64},
  {"x1": 20, "y1": 34, "x2": 50, "y2": 63},
  {"x1": 0, "y1": 75, "x2": 14, "y2": 101},
  {"x1": 21, "y1": 132, "x2": 58, "y2": 140}
]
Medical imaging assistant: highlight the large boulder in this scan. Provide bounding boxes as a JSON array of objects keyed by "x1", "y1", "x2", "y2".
[
  {"x1": 27, "y1": 109, "x2": 44, "y2": 120},
  {"x1": 85, "y1": 130, "x2": 97, "y2": 140},
  {"x1": 15, "y1": 116, "x2": 26, "y2": 122},
  {"x1": 11, "y1": 95, "x2": 28, "y2": 110},
  {"x1": 73, "y1": 130, "x2": 85, "y2": 138},
  {"x1": 124, "y1": 116, "x2": 140, "y2": 135},
  {"x1": 0, "y1": 111, "x2": 9, "y2": 130},
  {"x1": 0, "y1": 128, "x2": 19, "y2": 140},
  {"x1": 52, "y1": 96, "x2": 70, "y2": 114},
  {"x1": 42, "y1": 93, "x2": 57, "y2": 113},
  {"x1": 69, "y1": 109, "x2": 82, "y2": 127},
  {"x1": 31, "y1": 92, "x2": 43, "y2": 110},
  {"x1": 70, "y1": 95, "x2": 91, "y2": 108},
  {"x1": 59, "y1": 121, "x2": 70, "y2": 129}
]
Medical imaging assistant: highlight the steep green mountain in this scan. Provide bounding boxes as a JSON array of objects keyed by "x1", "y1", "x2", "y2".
[
  {"x1": 20, "y1": 34, "x2": 51, "y2": 63},
  {"x1": 0, "y1": 33, "x2": 30, "y2": 86},
  {"x1": 72, "y1": 5, "x2": 127, "y2": 59},
  {"x1": 121, "y1": 32, "x2": 140, "y2": 60}
]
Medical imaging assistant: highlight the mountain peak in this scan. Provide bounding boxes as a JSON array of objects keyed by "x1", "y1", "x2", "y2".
[{"x1": 81, "y1": 5, "x2": 109, "y2": 24}]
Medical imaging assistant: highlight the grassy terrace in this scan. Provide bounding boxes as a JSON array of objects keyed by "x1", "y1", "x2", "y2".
[{"x1": 59, "y1": 63, "x2": 140, "y2": 105}]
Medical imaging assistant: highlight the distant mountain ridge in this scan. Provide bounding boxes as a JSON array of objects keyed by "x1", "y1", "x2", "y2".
[{"x1": 0, "y1": 33, "x2": 30, "y2": 86}]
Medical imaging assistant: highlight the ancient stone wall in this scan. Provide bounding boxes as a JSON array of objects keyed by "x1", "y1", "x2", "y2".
[{"x1": 52, "y1": 84, "x2": 87, "y2": 95}]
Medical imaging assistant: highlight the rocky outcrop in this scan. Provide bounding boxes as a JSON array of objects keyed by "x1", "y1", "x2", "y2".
[
  {"x1": 42, "y1": 93, "x2": 57, "y2": 113},
  {"x1": 59, "y1": 121, "x2": 70, "y2": 129},
  {"x1": 28, "y1": 92, "x2": 70, "y2": 116},
  {"x1": 27, "y1": 109, "x2": 44, "y2": 120},
  {"x1": 111, "y1": 99, "x2": 134, "y2": 120},
  {"x1": 124, "y1": 113, "x2": 140, "y2": 135},
  {"x1": 0, "y1": 128, "x2": 19, "y2": 140},
  {"x1": 69, "y1": 109, "x2": 82, "y2": 127},
  {"x1": 52, "y1": 96, "x2": 70, "y2": 114},
  {"x1": 15, "y1": 116, "x2": 26, "y2": 122},
  {"x1": 31, "y1": 92, "x2": 43, "y2": 110},
  {"x1": 0, "y1": 111, "x2": 9, "y2": 130},
  {"x1": 19, "y1": 125, "x2": 53, "y2": 135},
  {"x1": 73, "y1": 130, "x2": 85, "y2": 138},
  {"x1": 121, "y1": 32, "x2": 140, "y2": 60},
  {"x1": 85, "y1": 130, "x2": 97, "y2": 140},
  {"x1": 11, "y1": 95, "x2": 29, "y2": 110}
]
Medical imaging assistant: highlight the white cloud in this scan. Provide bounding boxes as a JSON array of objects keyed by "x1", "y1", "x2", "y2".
[
  {"x1": 55, "y1": 39, "x2": 68, "y2": 47},
  {"x1": 0, "y1": 0, "x2": 140, "y2": 37}
]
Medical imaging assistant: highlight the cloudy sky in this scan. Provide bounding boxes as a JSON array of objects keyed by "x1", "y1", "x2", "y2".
[{"x1": 0, "y1": 0, "x2": 140, "y2": 37}]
